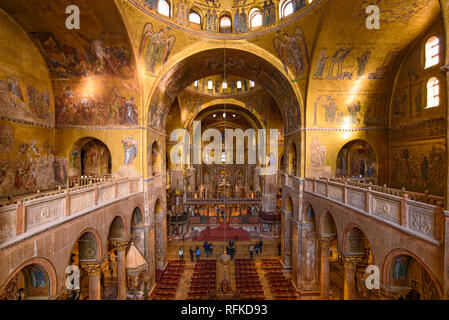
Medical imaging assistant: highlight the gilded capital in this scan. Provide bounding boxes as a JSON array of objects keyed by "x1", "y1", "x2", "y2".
[
  {"x1": 343, "y1": 255, "x2": 362, "y2": 269},
  {"x1": 112, "y1": 239, "x2": 130, "y2": 251},
  {"x1": 82, "y1": 263, "x2": 102, "y2": 275}
]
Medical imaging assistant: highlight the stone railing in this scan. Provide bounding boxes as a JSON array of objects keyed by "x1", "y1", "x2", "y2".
[
  {"x1": 330, "y1": 177, "x2": 444, "y2": 207},
  {"x1": 184, "y1": 198, "x2": 262, "y2": 204},
  {"x1": 304, "y1": 178, "x2": 445, "y2": 243},
  {"x1": 0, "y1": 177, "x2": 143, "y2": 248},
  {"x1": 0, "y1": 175, "x2": 115, "y2": 207}
]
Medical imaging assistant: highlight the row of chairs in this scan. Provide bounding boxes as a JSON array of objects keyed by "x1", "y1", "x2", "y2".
[
  {"x1": 187, "y1": 260, "x2": 216, "y2": 299},
  {"x1": 262, "y1": 259, "x2": 297, "y2": 300},
  {"x1": 234, "y1": 259, "x2": 265, "y2": 300},
  {"x1": 153, "y1": 261, "x2": 185, "y2": 300}
]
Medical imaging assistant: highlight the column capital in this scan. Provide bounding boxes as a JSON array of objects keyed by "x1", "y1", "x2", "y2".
[
  {"x1": 112, "y1": 239, "x2": 130, "y2": 251},
  {"x1": 318, "y1": 236, "x2": 335, "y2": 246},
  {"x1": 82, "y1": 263, "x2": 102, "y2": 275},
  {"x1": 343, "y1": 255, "x2": 363, "y2": 269}
]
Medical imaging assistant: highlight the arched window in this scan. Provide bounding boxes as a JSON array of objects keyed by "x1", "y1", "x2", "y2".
[
  {"x1": 189, "y1": 11, "x2": 201, "y2": 24},
  {"x1": 249, "y1": 8, "x2": 262, "y2": 29},
  {"x1": 219, "y1": 15, "x2": 232, "y2": 33},
  {"x1": 249, "y1": 80, "x2": 255, "y2": 88},
  {"x1": 426, "y1": 77, "x2": 439, "y2": 108},
  {"x1": 280, "y1": 0, "x2": 294, "y2": 19},
  {"x1": 158, "y1": 0, "x2": 171, "y2": 17},
  {"x1": 425, "y1": 36, "x2": 439, "y2": 69},
  {"x1": 207, "y1": 79, "x2": 213, "y2": 90},
  {"x1": 236, "y1": 80, "x2": 242, "y2": 90},
  {"x1": 194, "y1": 80, "x2": 199, "y2": 88}
]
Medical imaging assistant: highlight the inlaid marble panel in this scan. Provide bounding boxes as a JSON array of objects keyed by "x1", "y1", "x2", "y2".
[
  {"x1": 70, "y1": 191, "x2": 94, "y2": 214},
  {"x1": 347, "y1": 189, "x2": 365, "y2": 210},
  {"x1": 316, "y1": 182, "x2": 326, "y2": 196},
  {"x1": 26, "y1": 198, "x2": 63, "y2": 231},
  {"x1": 98, "y1": 186, "x2": 115, "y2": 204},
  {"x1": 408, "y1": 204, "x2": 434, "y2": 238},
  {"x1": 0, "y1": 207, "x2": 15, "y2": 243},
  {"x1": 372, "y1": 196, "x2": 400, "y2": 223},
  {"x1": 328, "y1": 185, "x2": 343, "y2": 202}
]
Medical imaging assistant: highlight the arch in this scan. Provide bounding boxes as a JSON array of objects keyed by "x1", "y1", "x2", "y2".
[
  {"x1": 342, "y1": 224, "x2": 374, "y2": 266},
  {"x1": 426, "y1": 76, "x2": 439, "y2": 108},
  {"x1": 336, "y1": 139, "x2": 377, "y2": 178},
  {"x1": 189, "y1": 8, "x2": 202, "y2": 25},
  {"x1": 154, "y1": 197, "x2": 163, "y2": 214},
  {"x1": 288, "y1": 142, "x2": 297, "y2": 176},
  {"x1": 303, "y1": 203, "x2": 316, "y2": 224},
  {"x1": 382, "y1": 248, "x2": 442, "y2": 299},
  {"x1": 145, "y1": 47, "x2": 303, "y2": 133},
  {"x1": 219, "y1": 13, "x2": 232, "y2": 33},
  {"x1": 150, "y1": 141, "x2": 162, "y2": 175},
  {"x1": 424, "y1": 36, "x2": 440, "y2": 69},
  {"x1": 249, "y1": 7, "x2": 263, "y2": 29},
  {"x1": 0, "y1": 257, "x2": 57, "y2": 300},
  {"x1": 284, "y1": 194, "x2": 294, "y2": 211},
  {"x1": 158, "y1": 0, "x2": 171, "y2": 17},
  {"x1": 108, "y1": 215, "x2": 126, "y2": 241},
  {"x1": 131, "y1": 206, "x2": 144, "y2": 228},
  {"x1": 68, "y1": 137, "x2": 112, "y2": 178},
  {"x1": 70, "y1": 228, "x2": 102, "y2": 264},
  {"x1": 279, "y1": 0, "x2": 294, "y2": 19},
  {"x1": 318, "y1": 210, "x2": 337, "y2": 238}
]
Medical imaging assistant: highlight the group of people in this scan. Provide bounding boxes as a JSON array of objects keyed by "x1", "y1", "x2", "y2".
[
  {"x1": 249, "y1": 239, "x2": 264, "y2": 258},
  {"x1": 179, "y1": 242, "x2": 215, "y2": 262}
]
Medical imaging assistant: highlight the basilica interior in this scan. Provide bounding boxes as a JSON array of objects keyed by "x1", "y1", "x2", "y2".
[{"x1": 0, "y1": 0, "x2": 449, "y2": 301}]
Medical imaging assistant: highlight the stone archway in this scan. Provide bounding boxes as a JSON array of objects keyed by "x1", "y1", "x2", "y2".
[{"x1": 0, "y1": 258, "x2": 57, "y2": 300}]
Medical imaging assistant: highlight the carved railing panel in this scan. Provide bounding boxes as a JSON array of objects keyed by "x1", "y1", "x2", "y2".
[
  {"x1": 371, "y1": 195, "x2": 401, "y2": 224},
  {"x1": 118, "y1": 181, "x2": 130, "y2": 198},
  {"x1": 25, "y1": 197, "x2": 63, "y2": 232},
  {"x1": 328, "y1": 184, "x2": 343, "y2": 202},
  {"x1": 0, "y1": 206, "x2": 15, "y2": 244},
  {"x1": 407, "y1": 203, "x2": 434, "y2": 238},
  {"x1": 70, "y1": 190, "x2": 94, "y2": 215},
  {"x1": 98, "y1": 185, "x2": 115, "y2": 204},
  {"x1": 347, "y1": 189, "x2": 365, "y2": 211}
]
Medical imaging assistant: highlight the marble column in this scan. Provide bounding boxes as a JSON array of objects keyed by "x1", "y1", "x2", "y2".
[
  {"x1": 343, "y1": 256, "x2": 361, "y2": 300},
  {"x1": 113, "y1": 240, "x2": 129, "y2": 300},
  {"x1": 319, "y1": 237, "x2": 333, "y2": 299},
  {"x1": 83, "y1": 263, "x2": 102, "y2": 300}
]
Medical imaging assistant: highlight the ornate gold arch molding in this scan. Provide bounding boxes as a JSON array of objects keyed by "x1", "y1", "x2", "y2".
[
  {"x1": 124, "y1": 0, "x2": 323, "y2": 40},
  {"x1": 145, "y1": 47, "x2": 304, "y2": 133},
  {"x1": 183, "y1": 99, "x2": 266, "y2": 130}
]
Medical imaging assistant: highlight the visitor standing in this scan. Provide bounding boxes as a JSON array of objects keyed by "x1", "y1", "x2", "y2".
[
  {"x1": 195, "y1": 247, "x2": 201, "y2": 261},
  {"x1": 250, "y1": 244, "x2": 254, "y2": 258},
  {"x1": 230, "y1": 246, "x2": 236, "y2": 260},
  {"x1": 203, "y1": 241, "x2": 209, "y2": 257},
  {"x1": 178, "y1": 247, "x2": 184, "y2": 261},
  {"x1": 209, "y1": 242, "x2": 213, "y2": 255},
  {"x1": 259, "y1": 238, "x2": 263, "y2": 254},
  {"x1": 189, "y1": 247, "x2": 194, "y2": 262}
]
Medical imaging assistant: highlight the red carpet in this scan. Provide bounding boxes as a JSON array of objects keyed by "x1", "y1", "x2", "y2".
[{"x1": 193, "y1": 223, "x2": 250, "y2": 241}]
